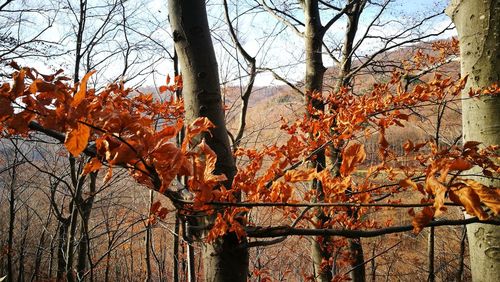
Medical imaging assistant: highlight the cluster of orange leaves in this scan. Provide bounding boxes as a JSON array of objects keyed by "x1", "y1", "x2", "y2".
[
  {"x1": 233, "y1": 69, "x2": 500, "y2": 233},
  {"x1": 0, "y1": 63, "x2": 229, "y2": 223},
  {"x1": 1, "y1": 59, "x2": 499, "y2": 240},
  {"x1": 406, "y1": 37, "x2": 460, "y2": 71}
]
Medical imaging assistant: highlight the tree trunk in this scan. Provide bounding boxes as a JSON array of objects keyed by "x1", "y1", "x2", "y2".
[
  {"x1": 168, "y1": 1, "x2": 248, "y2": 281},
  {"x1": 303, "y1": 0, "x2": 326, "y2": 105},
  {"x1": 77, "y1": 172, "x2": 97, "y2": 281},
  {"x1": 301, "y1": 1, "x2": 331, "y2": 281},
  {"x1": 57, "y1": 220, "x2": 70, "y2": 281},
  {"x1": 446, "y1": 1, "x2": 500, "y2": 281},
  {"x1": 17, "y1": 207, "x2": 30, "y2": 282},
  {"x1": 145, "y1": 190, "x2": 153, "y2": 282},
  {"x1": 7, "y1": 156, "x2": 17, "y2": 282},
  {"x1": 337, "y1": 3, "x2": 367, "y2": 281},
  {"x1": 31, "y1": 208, "x2": 51, "y2": 282}
]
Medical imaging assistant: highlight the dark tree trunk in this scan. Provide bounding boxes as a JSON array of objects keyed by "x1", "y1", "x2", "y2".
[{"x1": 168, "y1": 1, "x2": 248, "y2": 281}]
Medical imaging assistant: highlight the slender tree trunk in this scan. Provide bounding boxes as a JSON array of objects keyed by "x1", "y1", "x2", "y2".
[
  {"x1": 336, "y1": 3, "x2": 367, "y2": 281},
  {"x1": 172, "y1": 215, "x2": 180, "y2": 282},
  {"x1": 48, "y1": 224, "x2": 57, "y2": 279},
  {"x1": 31, "y1": 209, "x2": 51, "y2": 282},
  {"x1": 57, "y1": 220, "x2": 70, "y2": 281},
  {"x1": 456, "y1": 227, "x2": 467, "y2": 282},
  {"x1": 77, "y1": 172, "x2": 96, "y2": 281},
  {"x1": 66, "y1": 178, "x2": 86, "y2": 282},
  {"x1": 447, "y1": 1, "x2": 500, "y2": 281},
  {"x1": 74, "y1": 0, "x2": 87, "y2": 83},
  {"x1": 168, "y1": 1, "x2": 248, "y2": 281},
  {"x1": 145, "y1": 190, "x2": 153, "y2": 282},
  {"x1": 427, "y1": 227, "x2": 435, "y2": 282},
  {"x1": 184, "y1": 220, "x2": 196, "y2": 282},
  {"x1": 17, "y1": 207, "x2": 30, "y2": 282},
  {"x1": 303, "y1": 0, "x2": 326, "y2": 105},
  {"x1": 7, "y1": 157, "x2": 17, "y2": 282},
  {"x1": 301, "y1": 1, "x2": 330, "y2": 281}
]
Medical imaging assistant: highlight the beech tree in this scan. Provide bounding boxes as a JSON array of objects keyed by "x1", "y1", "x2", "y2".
[
  {"x1": 447, "y1": 0, "x2": 500, "y2": 281},
  {"x1": 168, "y1": 0, "x2": 248, "y2": 281}
]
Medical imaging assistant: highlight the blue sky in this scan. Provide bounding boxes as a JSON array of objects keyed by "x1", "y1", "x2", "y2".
[{"x1": 4, "y1": 0, "x2": 456, "y2": 88}]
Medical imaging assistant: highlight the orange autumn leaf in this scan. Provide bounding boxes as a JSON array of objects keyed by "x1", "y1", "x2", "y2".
[
  {"x1": 106, "y1": 142, "x2": 137, "y2": 165},
  {"x1": 158, "y1": 207, "x2": 169, "y2": 219},
  {"x1": 29, "y1": 79, "x2": 56, "y2": 94},
  {"x1": 449, "y1": 158, "x2": 473, "y2": 171},
  {"x1": 159, "y1": 85, "x2": 168, "y2": 93},
  {"x1": 7, "y1": 111, "x2": 34, "y2": 135},
  {"x1": 11, "y1": 69, "x2": 25, "y2": 97},
  {"x1": 174, "y1": 75, "x2": 183, "y2": 88},
  {"x1": 284, "y1": 168, "x2": 316, "y2": 183},
  {"x1": 403, "y1": 140, "x2": 413, "y2": 154},
  {"x1": 425, "y1": 176, "x2": 447, "y2": 215},
  {"x1": 82, "y1": 157, "x2": 102, "y2": 175},
  {"x1": 0, "y1": 96, "x2": 13, "y2": 121},
  {"x1": 449, "y1": 185, "x2": 489, "y2": 220},
  {"x1": 412, "y1": 206, "x2": 435, "y2": 234},
  {"x1": 150, "y1": 200, "x2": 161, "y2": 214},
  {"x1": 464, "y1": 141, "x2": 481, "y2": 150},
  {"x1": 378, "y1": 133, "x2": 389, "y2": 160},
  {"x1": 340, "y1": 143, "x2": 366, "y2": 177},
  {"x1": 462, "y1": 179, "x2": 500, "y2": 215},
  {"x1": 71, "y1": 70, "x2": 96, "y2": 108},
  {"x1": 189, "y1": 117, "x2": 215, "y2": 136},
  {"x1": 103, "y1": 167, "x2": 113, "y2": 184},
  {"x1": 183, "y1": 117, "x2": 215, "y2": 151},
  {"x1": 65, "y1": 121, "x2": 91, "y2": 156},
  {"x1": 199, "y1": 140, "x2": 227, "y2": 184},
  {"x1": 206, "y1": 213, "x2": 228, "y2": 242},
  {"x1": 399, "y1": 178, "x2": 424, "y2": 194}
]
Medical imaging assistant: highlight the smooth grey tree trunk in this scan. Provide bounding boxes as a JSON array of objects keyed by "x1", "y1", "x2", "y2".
[
  {"x1": 168, "y1": 1, "x2": 248, "y2": 281},
  {"x1": 446, "y1": 1, "x2": 500, "y2": 281}
]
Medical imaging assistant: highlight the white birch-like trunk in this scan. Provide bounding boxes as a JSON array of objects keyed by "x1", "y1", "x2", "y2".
[{"x1": 446, "y1": 1, "x2": 500, "y2": 281}]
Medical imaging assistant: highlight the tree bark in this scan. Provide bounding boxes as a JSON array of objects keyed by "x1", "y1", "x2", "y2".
[
  {"x1": 446, "y1": 1, "x2": 500, "y2": 281},
  {"x1": 7, "y1": 156, "x2": 17, "y2": 282},
  {"x1": 338, "y1": 3, "x2": 367, "y2": 281},
  {"x1": 301, "y1": 1, "x2": 330, "y2": 281},
  {"x1": 168, "y1": 1, "x2": 248, "y2": 281},
  {"x1": 56, "y1": 220, "x2": 70, "y2": 281},
  {"x1": 77, "y1": 172, "x2": 97, "y2": 281},
  {"x1": 303, "y1": 0, "x2": 326, "y2": 106}
]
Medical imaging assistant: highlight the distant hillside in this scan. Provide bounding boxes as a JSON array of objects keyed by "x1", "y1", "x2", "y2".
[{"x1": 222, "y1": 38, "x2": 462, "y2": 151}]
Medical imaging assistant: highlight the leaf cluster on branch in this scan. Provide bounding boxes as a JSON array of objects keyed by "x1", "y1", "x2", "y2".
[{"x1": 1, "y1": 57, "x2": 499, "y2": 242}]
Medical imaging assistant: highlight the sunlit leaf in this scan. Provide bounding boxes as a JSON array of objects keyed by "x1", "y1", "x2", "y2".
[
  {"x1": 340, "y1": 143, "x2": 366, "y2": 177},
  {"x1": 71, "y1": 70, "x2": 96, "y2": 108},
  {"x1": 159, "y1": 85, "x2": 168, "y2": 93},
  {"x1": 65, "y1": 121, "x2": 91, "y2": 156},
  {"x1": 449, "y1": 185, "x2": 489, "y2": 220},
  {"x1": 412, "y1": 206, "x2": 435, "y2": 234},
  {"x1": 449, "y1": 158, "x2": 473, "y2": 171},
  {"x1": 82, "y1": 158, "x2": 102, "y2": 175},
  {"x1": 103, "y1": 167, "x2": 113, "y2": 184},
  {"x1": 284, "y1": 168, "x2": 316, "y2": 183}
]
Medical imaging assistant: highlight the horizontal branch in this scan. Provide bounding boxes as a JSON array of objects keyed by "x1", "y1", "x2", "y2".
[
  {"x1": 28, "y1": 121, "x2": 97, "y2": 156},
  {"x1": 208, "y1": 200, "x2": 459, "y2": 208},
  {"x1": 246, "y1": 217, "x2": 500, "y2": 238},
  {"x1": 26, "y1": 121, "x2": 186, "y2": 206}
]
